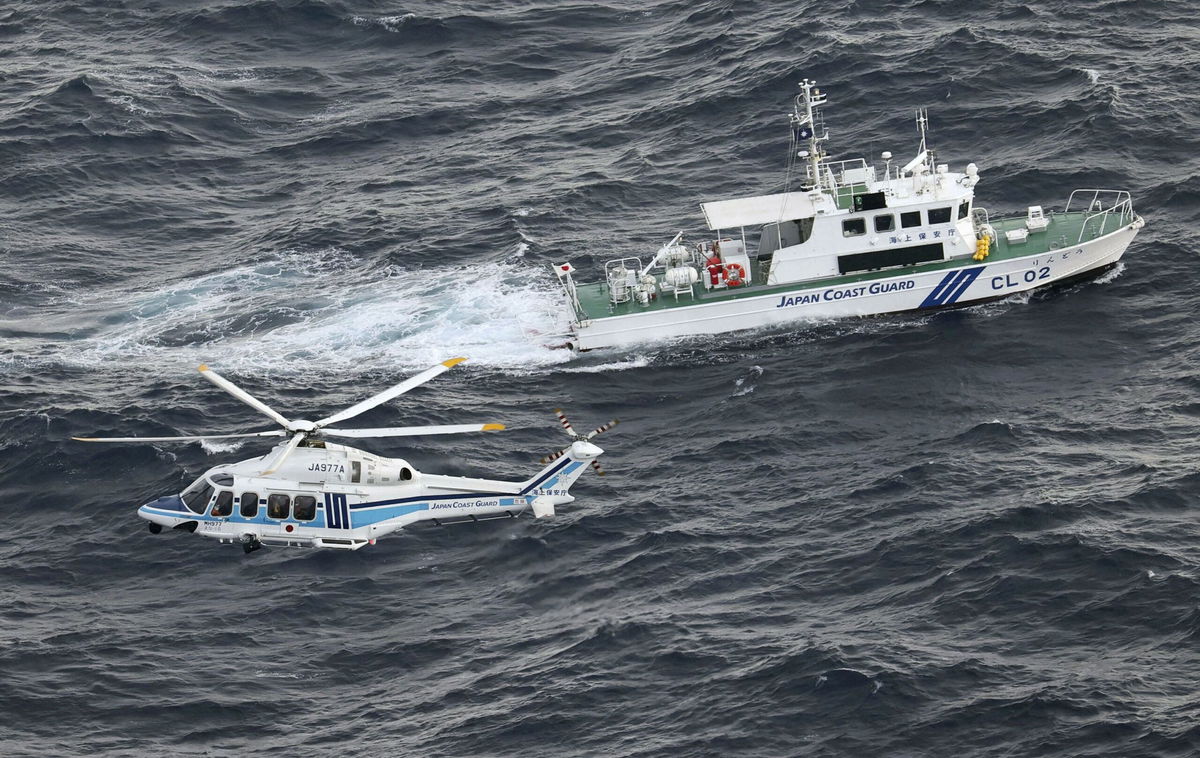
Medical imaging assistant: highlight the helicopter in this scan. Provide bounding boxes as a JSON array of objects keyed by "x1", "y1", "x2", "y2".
[{"x1": 74, "y1": 358, "x2": 617, "y2": 553}]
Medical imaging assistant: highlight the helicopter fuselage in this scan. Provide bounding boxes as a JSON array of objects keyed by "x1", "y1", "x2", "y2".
[{"x1": 138, "y1": 440, "x2": 598, "y2": 551}]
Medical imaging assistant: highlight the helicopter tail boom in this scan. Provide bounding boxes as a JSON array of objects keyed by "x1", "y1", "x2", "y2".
[{"x1": 519, "y1": 439, "x2": 603, "y2": 518}]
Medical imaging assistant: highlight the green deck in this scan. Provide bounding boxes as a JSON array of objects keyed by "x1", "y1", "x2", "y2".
[{"x1": 573, "y1": 210, "x2": 1123, "y2": 321}]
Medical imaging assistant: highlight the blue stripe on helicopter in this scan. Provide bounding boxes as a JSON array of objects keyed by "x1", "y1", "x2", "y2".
[
  {"x1": 323, "y1": 493, "x2": 350, "y2": 529},
  {"x1": 348, "y1": 457, "x2": 576, "y2": 511},
  {"x1": 920, "y1": 266, "x2": 984, "y2": 308},
  {"x1": 344, "y1": 460, "x2": 585, "y2": 528}
]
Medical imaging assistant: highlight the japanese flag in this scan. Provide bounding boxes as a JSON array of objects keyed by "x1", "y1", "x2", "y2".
[{"x1": 554, "y1": 262, "x2": 575, "y2": 277}]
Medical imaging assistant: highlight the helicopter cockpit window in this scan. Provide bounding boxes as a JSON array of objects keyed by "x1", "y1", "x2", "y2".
[
  {"x1": 212, "y1": 490, "x2": 234, "y2": 517},
  {"x1": 182, "y1": 478, "x2": 215, "y2": 515},
  {"x1": 267, "y1": 494, "x2": 290, "y2": 520},
  {"x1": 240, "y1": 492, "x2": 259, "y2": 518},
  {"x1": 293, "y1": 495, "x2": 317, "y2": 521},
  {"x1": 212, "y1": 473, "x2": 234, "y2": 487}
]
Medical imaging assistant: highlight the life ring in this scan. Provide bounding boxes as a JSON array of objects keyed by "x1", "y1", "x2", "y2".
[{"x1": 724, "y1": 262, "x2": 746, "y2": 286}]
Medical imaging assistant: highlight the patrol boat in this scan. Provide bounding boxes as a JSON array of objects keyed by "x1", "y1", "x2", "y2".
[{"x1": 552, "y1": 79, "x2": 1144, "y2": 351}]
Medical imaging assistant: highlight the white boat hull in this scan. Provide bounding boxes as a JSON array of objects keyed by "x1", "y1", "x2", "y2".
[{"x1": 572, "y1": 221, "x2": 1140, "y2": 351}]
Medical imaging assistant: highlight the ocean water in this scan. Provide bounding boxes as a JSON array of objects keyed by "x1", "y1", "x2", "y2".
[{"x1": 2, "y1": 1, "x2": 1198, "y2": 755}]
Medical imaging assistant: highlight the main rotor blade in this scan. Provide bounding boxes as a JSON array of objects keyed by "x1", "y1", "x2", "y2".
[
  {"x1": 261, "y1": 431, "x2": 306, "y2": 476},
  {"x1": 586, "y1": 419, "x2": 619, "y2": 440},
  {"x1": 73, "y1": 430, "x2": 287, "y2": 443},
  {"x1": 322, "y1": 423, "x2": 505, "y2": 439},
  {"x1": 314, "y1": 357, "x2": 468, "y2": 428},
  {"x1": 554, "y1": 408, "x2": 577, "y2": 437},
  {"x1": 199, "y1": 364, "x2": 292, "y2": 429}
]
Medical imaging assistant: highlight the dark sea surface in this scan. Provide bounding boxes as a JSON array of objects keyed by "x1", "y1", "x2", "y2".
[{"x1": 1, "y1": 0, "x2": 1196, "y2": 755}]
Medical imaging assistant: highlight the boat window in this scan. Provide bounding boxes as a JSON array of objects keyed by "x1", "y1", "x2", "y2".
[
  {"x1": 757, "y1": 218, "x2": 814, "y2": 259},
  {"x1": 928, "y1": 207, "x2": 952, "y2": 224},
  {"x1": 838, "y1": 242, "x2": 945, "y2": 275},
  {"x1": 293, "y1": 495, "x2": 317, "y2": 521},
  {"x1": 182, "y1": 480, "x2": 214, "y2": 515},
  {"x1": 351, "y1": 461, "x2": 361, "y2": 484},
  {"x1": 957, "y1": 201, "x2": 970, "y2": 220},
  {"x1": 267, "y1": 493, "x2": 290, "y2": 520},
  {"x1": 212, "y1": 490, "x2": 234, "y2": 517},
  {"x1": 797, "y1": 217, "x2": 813, "y2": 244},
  {"x1": 901, "y1": 211, "x2": 921, "y2": 228},
  {"x1": 842, "y1": 218, "x2": 866, "y2": 237},
  {"x1": 240, "y1": 492, "x2": 259, "y2": 518},
  {"x1": 852, "y1": 191, "x2": 887, "y2": 212},
  {"x1": 874, "y1": 214, "x2": 895, "y2": 233}
]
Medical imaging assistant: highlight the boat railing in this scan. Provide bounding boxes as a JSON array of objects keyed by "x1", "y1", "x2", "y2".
[
  {"x1": 1065, "y1": 189, "x2": 1135, "y2": 243},
  {"x1": 971, "y1": 206, "x2": 991, "y2": 231},
  {"x1": 603, "y1": 257, "x2": 645, "y2": 305},
  {"x1": 557, "y1": 270, "x2": 585, "y2": 320},
  {"x1": 810, "y1": 158, "x2": 874, "y2": 203}
]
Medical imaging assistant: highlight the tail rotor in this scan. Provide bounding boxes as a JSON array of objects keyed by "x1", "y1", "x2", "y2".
[
  {"x1": 542, "y1": 408, "x2": 619, "y2": 476},
  {"x1": 539, "y1": 447, "x2": 569, "y2": 465},
  {"x1": 554, "y1": 408, "x2": 577, "y2": 437}
]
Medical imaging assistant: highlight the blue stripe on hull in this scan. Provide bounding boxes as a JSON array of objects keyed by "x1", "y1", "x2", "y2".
[{"x1": 920, "y1": 266, "x2": 984, "y2": 308}]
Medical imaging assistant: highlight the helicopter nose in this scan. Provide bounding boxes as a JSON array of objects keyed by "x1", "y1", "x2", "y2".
[
  {"x1": 139, "y1": 495, "x2": 188, "y2": 535},
  {"x1": 139, "y1": 494, "x2": 188, "y2": 515}
]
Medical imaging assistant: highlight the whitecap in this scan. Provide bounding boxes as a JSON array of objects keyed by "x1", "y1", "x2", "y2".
[
  {"x1": 199, "y1": 438, "x2": 250, "y2": 455},
  {"x1": 559, "y1": 356, "x2": 651, "y2": 373},
  {"x1": 732, "y1": 365, "x2": 763, "y2": 397}
]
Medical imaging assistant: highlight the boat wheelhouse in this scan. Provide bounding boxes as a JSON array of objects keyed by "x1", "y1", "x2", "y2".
[{"x1": 553, "y1": 80, "x2": 1143, "y2": 351}]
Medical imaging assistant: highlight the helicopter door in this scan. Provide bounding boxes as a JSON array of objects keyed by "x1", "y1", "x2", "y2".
[{"x1": 344, "y1": 451, "x2": 363, "y2": 484}]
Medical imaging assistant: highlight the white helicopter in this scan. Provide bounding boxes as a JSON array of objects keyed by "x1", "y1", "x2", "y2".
[{"x1": 74, "y1": 358, "x2": 618, "y2": 553}]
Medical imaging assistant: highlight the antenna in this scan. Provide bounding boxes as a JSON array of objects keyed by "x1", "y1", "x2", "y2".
[
  {"x1": 792, "y1": 79, "x2": 830, "y2": 190},
  {"x1": 916, "y1": 107, "x2": 937, "y2": 171},
  {"x1": 916, "y1": 107, "x2": 929, "y2": 155}
]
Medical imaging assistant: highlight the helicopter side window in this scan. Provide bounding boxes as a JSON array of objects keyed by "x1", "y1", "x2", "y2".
[
  {"x1": 182, "y1": 480, "x2": 215, "y2": 515},
  {"x1": 293, "y1": 495, "x2": 317, "y2": 521},
  {"x1": 351, "y1": 461, "x2": 361, "y2": 484},
  {"x1": 212, "y1": 490, "x2": 234, "y2": 517},
  {"x1": 267, "y1": 494, "x2": 290, "y2": 520},
  {"x1": 240, "y1": 492, "x2": 259, "y2": 518}
]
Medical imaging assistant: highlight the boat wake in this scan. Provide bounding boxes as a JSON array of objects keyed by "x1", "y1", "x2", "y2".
[{"x1": 6, "y1": 248, "x2": 576, "y2": 374}]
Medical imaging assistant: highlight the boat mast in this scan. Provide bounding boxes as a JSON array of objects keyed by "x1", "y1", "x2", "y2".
[
  {"x1": 792, "y1": 79, "x2": 828, "y2": 191},
  {"x1": 915, "y1": 107, "x2": 933, "y2": 171}
]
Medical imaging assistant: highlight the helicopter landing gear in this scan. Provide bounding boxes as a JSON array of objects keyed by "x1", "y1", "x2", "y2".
[
  {"x1": 174, "y1": 521, "x2": 198, "y2": 533},
  {"x1": 240, "y1": 534, "x2": 262, "y2": 555},
  {"x1": 148, "y1": 522, "x2": 163, "y2": 534}
]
